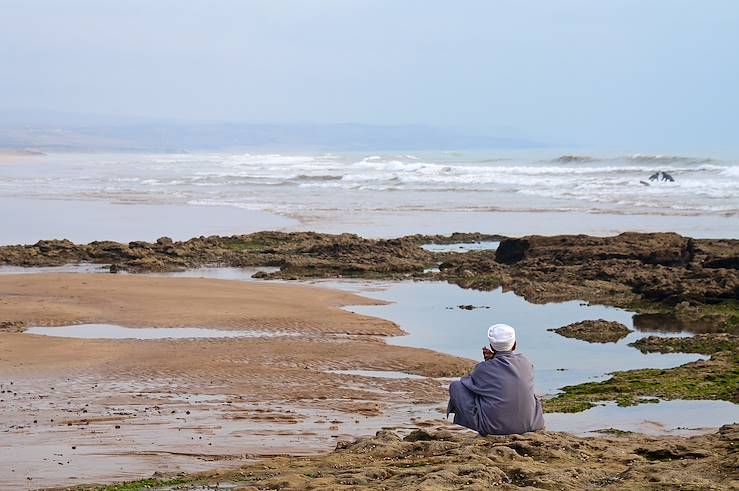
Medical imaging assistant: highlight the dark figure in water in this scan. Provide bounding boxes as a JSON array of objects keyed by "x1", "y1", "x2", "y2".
[
  {"x1": 447, "y1": 324, "x2": 545, "y2": 436},
  {"x1": 648, "y1": 171, "x2": 661, "y2": 181},
  {"x1": 661, "y1": 172, "x2": 674, "y2": 182}
]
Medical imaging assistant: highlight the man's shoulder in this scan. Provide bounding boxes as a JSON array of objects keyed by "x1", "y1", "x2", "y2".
[{"x1": 512, "y1": 352, "x2": 534, "y2": 367}]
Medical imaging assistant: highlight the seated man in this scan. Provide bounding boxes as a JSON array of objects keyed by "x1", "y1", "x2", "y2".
[{"x1": 447, "y1": 323, "x2": 544, "y2": 435}]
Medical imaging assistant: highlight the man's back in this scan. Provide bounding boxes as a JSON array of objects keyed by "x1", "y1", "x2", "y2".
[{"x1": 457, "y1": 351, "x2": 544, "y2": 435}]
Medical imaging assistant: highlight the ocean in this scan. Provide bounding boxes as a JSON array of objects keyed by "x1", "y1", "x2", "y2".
[{"x1": 2, "y1": 151, "x2": 738, "y2": 242}]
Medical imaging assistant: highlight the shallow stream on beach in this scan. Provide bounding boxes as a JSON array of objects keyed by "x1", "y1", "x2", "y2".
[{"x1": 4, "y1": 264, "x2": 738, "y2": 435}]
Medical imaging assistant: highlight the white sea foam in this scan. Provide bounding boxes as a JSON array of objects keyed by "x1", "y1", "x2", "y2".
[{"x1": 2, "y1": 152, "x2": 737, "y2": 217}]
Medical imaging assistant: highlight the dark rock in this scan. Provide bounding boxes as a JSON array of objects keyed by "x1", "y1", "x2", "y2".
[
  {"x1": 495, "y1": 238, "x2": 530, "y2": 264},
  {"x1": 703, "y1": 256, "x2": 739, "y2": 270},
  {"x1": 497, "y1": 232, "x2": 694, "y2": 267},
  {"x1": 403, "y1": 429, "x2": 436, "y2": 442},
  {"x1": 0, "y1": 321, "x2": 26, "y2": 332}
]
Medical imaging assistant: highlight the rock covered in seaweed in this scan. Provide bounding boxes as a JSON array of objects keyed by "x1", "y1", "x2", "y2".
[
  {"x1": 548, "y1": 319, "x2": 632, "y2": 343},
  {"x1": 630, "y1": 333, "x2": 738, "y2": 355}
]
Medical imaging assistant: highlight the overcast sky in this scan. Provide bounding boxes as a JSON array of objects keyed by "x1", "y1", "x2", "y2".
[{"x1": 1, "y1": 1, "x2": 737, "y2": 151}]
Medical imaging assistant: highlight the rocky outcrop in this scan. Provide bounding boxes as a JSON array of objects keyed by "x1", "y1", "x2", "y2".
[
  {"x1": 496, "y1": 232, "x2": 695, "y2": 266},
  {"x1": 404, "y1": 232, "x2": 506, "y2": 245},
  {"x1": 439, "y1": 232, "x2": 739, "y2": 307},
  {"x1": 1, "y1": 231, "x2": 737, "y2": 316},
  {"x1": 0, "y1": 320, "x2": 25, "y2": 332},
  {"x1": 703, "y1": 256, "x2": 739, "y2": 269},
  {"x1": 548, "y1": 319, "x2": 632, "y2": 343},
  {"x1": 0, "y1": 232, "x2": 436, "y2": 276},
  {"x1": 630, "y1": 333, "x2": 738, "y2": 355},
  {"x1": 103, "y1": 425, "x2": 739, "y2": 490}
]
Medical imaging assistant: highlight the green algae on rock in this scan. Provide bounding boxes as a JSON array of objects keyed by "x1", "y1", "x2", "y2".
[
  {"x1": 631, "y1": 333, "x2": 739, "y2": 355},
  {"x1": 544, "y1": 350, "x2": 739, "y2": 413},
  {"x1": 548, "y1": 319, "x2": 632, "y2": 343}
]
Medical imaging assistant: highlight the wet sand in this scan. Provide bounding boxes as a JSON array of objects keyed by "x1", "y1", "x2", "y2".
[
  {"x1": 0, "y1": 197, "x2": 297, "y2": 246},
  {"x1": 0, "y1": 274, "x2": 472, "y2": 489},
  {"x1": 0, "y1": 273, "x2": 399, "y2": 334},
  {"x1": 1, "y1": 196, "x2": 737, "y2": 247}
]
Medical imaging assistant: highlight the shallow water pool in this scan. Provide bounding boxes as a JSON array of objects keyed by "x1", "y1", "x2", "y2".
[
  {"x1": 25, "y1": 324, "x2": 301, "y2": 340},
  {"x1": 335, "y1": 281, "x2": 706, "y2": 395},
  {"x1": 547, "y1": 399, "x2": 739, "y2": 436},
  {"x1": 8, "y1": 265, "x2": 735, "y2": 433},
  {"x1": 326, "y1": 369, "x2": 427, "y2": 380},
  {"x1": 421, "y1": 241, "x2": 500, "y2": 253}
]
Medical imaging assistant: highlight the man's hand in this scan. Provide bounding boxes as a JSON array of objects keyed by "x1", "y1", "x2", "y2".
[{"x1": 482, "y1": 346, "x2": 494, "y2": 361}]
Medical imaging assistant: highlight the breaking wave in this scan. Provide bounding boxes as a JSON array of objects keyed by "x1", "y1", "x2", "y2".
[{"x1": 3, "y1": 152, "x2": 737, "y2": 216}]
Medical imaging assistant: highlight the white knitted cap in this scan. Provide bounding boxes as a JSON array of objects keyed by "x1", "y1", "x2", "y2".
[{"x1": 487, "y1": 323, "x2": 516, "y2": 352}]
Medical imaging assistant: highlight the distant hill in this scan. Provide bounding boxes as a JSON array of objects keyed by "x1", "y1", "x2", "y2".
[{"x1": 0, "y1": 122, "x2": 542, "y2": 152}]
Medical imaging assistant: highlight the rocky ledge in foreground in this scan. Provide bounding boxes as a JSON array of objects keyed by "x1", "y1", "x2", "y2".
[
  {"x1": 548, "y1": 319, "x2": 632, "y2": 343},
  {"x1": 70, "y1": 425, "x2": 739, "y2": 490}
]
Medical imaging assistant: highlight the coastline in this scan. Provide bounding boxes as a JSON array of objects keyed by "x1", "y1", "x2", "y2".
[
  {"x1": 1, "y1": 196, "x2": 737, "y2": 245},
  {"x1": 1, "y1": 231, "x2": 736, "y2": 489}
]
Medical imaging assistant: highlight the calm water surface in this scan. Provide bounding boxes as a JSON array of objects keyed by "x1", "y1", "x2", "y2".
[{"x1": 333, "y1": 281, "x2": 703, "y2": 394}]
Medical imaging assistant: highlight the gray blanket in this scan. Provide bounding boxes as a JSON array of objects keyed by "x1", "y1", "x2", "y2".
[{"x1": 447, "y1": 351, "x2": 545, "y2": 436}]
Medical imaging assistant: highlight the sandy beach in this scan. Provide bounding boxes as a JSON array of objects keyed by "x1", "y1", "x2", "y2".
[
  {"x1": 0, "y1": 274, "x2": 473, "y2": 489},
  {"x1": 5, "y1": 2, "x2": 739, "y2": 488},
  {"x1": 0, "y1": 233, "x2": 736, "y2": 488}
]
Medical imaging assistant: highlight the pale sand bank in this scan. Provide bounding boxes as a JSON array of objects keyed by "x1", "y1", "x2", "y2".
[
  {"x1": 0, "y1": 274, "x2": 472, "y2": 489},
  {"x1": 0, "y1": 273, "x2": 398, "y2": 335}
]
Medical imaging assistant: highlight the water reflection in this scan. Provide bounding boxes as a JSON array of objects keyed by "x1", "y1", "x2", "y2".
[
  {"x1": 421, "y1": 241, "x2": 500, "y2": 253},
  {"x1": 339, "y1": 281, "x2": 706, "y2": 395},
  {"x1": 633, "y1": 313, "x2": 716, "y2": 334},
  {"x1": 547, "y1": 399, "x2": 739, "y2": 436}
]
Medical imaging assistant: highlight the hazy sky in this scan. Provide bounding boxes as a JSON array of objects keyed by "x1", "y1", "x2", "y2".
[{"x1": 2, "y1": 1, "x2": 738, "y2": 150}]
